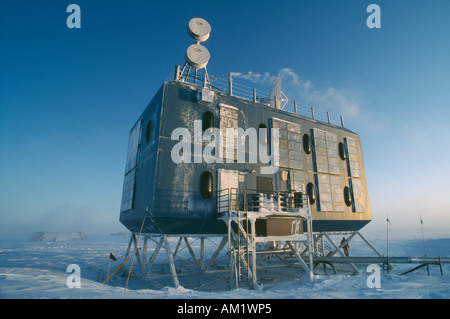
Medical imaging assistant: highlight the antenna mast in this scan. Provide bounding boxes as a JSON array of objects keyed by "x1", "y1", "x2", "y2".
[{"x1": 175, "y1": 18, "x2": 212, "y2": 87}]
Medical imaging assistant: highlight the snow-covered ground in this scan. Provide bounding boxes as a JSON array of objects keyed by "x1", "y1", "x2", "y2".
[{"x1": 1, "y1": 233, "x2": 449, "y2": 299}]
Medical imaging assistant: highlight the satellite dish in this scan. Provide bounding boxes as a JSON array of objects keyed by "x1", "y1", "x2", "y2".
[
  {"x1": 187, "y1": 18, "x2": 211, "y2": 43},
  {"x1": 185, "y1": 44, "x2": 210, "y2": 69}
]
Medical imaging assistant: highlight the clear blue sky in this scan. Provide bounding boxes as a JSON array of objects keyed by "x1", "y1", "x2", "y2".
[{"x1": 1, "y1": 0, "x2": 449, "y2": 240}]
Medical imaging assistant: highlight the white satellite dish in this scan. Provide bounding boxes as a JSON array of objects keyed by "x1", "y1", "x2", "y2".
[
  {"x1": 185, "y1": 44, "x2": 210, "y2": 69},
  {"x1": 187, "y1": 18, "x2": 211, "y2": 43}
]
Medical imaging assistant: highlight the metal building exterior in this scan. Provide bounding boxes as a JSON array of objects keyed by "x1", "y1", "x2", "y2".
[{"x1": 119, "y1": 78, "x2": 371, "y2": 235}]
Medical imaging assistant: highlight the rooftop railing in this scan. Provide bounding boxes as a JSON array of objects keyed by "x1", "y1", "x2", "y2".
[{"x1": 168, "y1": 66, "x2": 346, "y2": 128}]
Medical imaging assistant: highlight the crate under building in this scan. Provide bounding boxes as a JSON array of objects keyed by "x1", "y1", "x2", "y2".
[{"x1": 119, "y1": 19, "x2": 371, "y2": 237}]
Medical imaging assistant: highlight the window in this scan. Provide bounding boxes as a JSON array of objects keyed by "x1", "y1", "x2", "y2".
[
  {"x1": 339, "y1": 142, "x2": 346, "y2": 160},
  {"x1": 344, "y1": 186, "x2": 352, "y2": 207},
  {"x1": 306, "y1": 182, "x2": 315, "y2": 205},
  {"x1": 145, "y1": 120, "x2": 151, "y2": 143},
  {"x1": 316, "y1": 174, "x2": 344, "y2": 212},
  {"x1": 202, "y1": 111, "x2": 215, "y2": 133},
  {"x1": 121, "y1": 119, "x2": 142, "y2": 212},
  {"x1": 200, "y1": 171, "x2": 213, "y2": 199},
  {"x1": 312, "y1": 128, "x2": 339, "y2": 174},
  {"x1": 345, "y1": 137, "x2": 360, "y2": 177},
  {"x1": 349, "y1": 179, "x2": 365, "y2": 212},
  {"x1": 258, "y1": 123, "x2": 268, "y2": 145},
  {"x1": 271, "y1": 118, "x2": 302, "y2": 169},
  {"x1": 219, "y1": 104, "x2": 238, "y2": 161},
  {"x1": 303, "y1": 134, "x2": 311, "y2": 154}
]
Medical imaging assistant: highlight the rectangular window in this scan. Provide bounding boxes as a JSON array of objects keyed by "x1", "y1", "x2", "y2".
[
  {"x1": 120, "y1": 169, "x2": 137, "y2": 212},
  {"x1": 330, "y1": 175, "x2": 344, "y2": 212},
  {"x1": 312, "y1": 128, "x2": 340, "y2": 174},
  {"x1": 316, "y1": 174, "x2": 332, "y2": 212},
  {"x1": 125, "y1": 119, "x2": 142, "y2": 174},
  {"x1": 271, "y1": 118, "x2": 302, "y2": 169},
  {"x1": 219, "y1": 104, "x2": 238, "y2": 161},
  {"x1": 120, "y1": 119, "x2": 142, "y2": 212},
  {"x1": 345, "y1": 137, "x2": 360, "y2": 177},
  {"x1": 344, "y1": 137, "x2": 365, "y2": 213},
  {"x1": 314, "y1": 174, "x2": 343, "y2": 212},
  {"x1": 349, "y1": 178, "x2": 365, "y2": 213},
  {"x1": 312, "y1": 129, "x2": 345, "y2": 212},
  {"x1": 292, "y1": 170, "x2": 305, "y2": 192}
]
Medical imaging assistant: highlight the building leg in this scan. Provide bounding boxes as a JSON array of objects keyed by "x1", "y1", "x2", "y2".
[{"x1": 163, "y1": 235, "x2": 180, "y2": 288}]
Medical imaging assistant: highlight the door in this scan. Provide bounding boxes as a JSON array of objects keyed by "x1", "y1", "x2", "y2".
[{"x1": 218, "y1": 169, "x2": 239, "y2": 212}]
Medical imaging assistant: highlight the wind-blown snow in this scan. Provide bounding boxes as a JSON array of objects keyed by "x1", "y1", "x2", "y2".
[{"x1": 0, "y1": 234, "x2": 449, "y2": 299}]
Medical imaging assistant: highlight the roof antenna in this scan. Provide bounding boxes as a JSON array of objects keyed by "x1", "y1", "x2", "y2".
[
  {"x1": 177, "y1": 18, "x2": 211, "y2": 87},
  {"x1": 267, "y1": 74, "x2": 290, "y2": 109}
]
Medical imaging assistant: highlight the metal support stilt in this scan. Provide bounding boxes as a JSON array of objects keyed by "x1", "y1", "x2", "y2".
[
  {"x1": 203, "y1": 236, "x2": 228, "y2": 272},
  {"x1": 163, "y1": 236, "x2": 180, "y2": 288},
  {"x1": 324, "y1": 232, "x2": 360, "y2": 274},
  {"x1": 183, "y1": 237, "x2": 201, "y2": 269},
  {"x1": 142, "y1": 237, "x2": 164, "y2": 277},
  {"x1": 287, "y1": 241, "x2": 314, "y2": 282},
  {"x1": 357, "y1": 231, "x2": 383, "y2": 257}
]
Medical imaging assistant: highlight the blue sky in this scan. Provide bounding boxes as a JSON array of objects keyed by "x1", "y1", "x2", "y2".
[{"x1": 1, "y1": 0, "x2": 449, "y2": 240}]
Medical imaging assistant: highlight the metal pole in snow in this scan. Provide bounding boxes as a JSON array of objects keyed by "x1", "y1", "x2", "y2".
[
  {"x1": 420, "y1": 216, "x2": 430, "y2": 275},
  {"x1": 386, "y1": 215, "x2": 390, "y2": 274},
  {"x1": 106, "y1": 258, "x2": 111, "y2": 285},
  {"x1": 420, "y1": 217, "x2": 427, "y2": 256}
]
